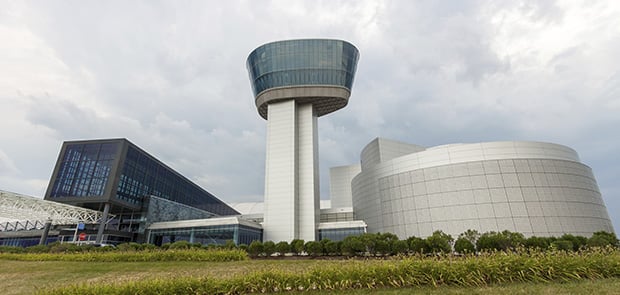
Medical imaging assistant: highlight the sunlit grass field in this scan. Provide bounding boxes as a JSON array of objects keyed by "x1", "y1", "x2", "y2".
[{"x1": 1, "y1": 254, "x2": 619, "y2": 294}]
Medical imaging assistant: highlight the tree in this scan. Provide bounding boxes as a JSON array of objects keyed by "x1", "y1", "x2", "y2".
[
  {"x1": 263, "y1": 241, "x2": 276, "y2": 256},
  {"x1": 290, "y1": 239, "x2": 305, "y2": 255},
  {"x1": 454, "y1": 237, "x2": 475, "y2": 254},
  {"x1": 391, "y1": 240, "x2": 409, "y2": 255},
  {"x1": 408, "y1": 236, "x2": 429, "y2": 254},
  {"x1": 376, "y1": 233, "x2": 399, "y2": 256},
  {"x1": 359, "y1": 233, "x2": 378, "y2": 255},
  {"x1": 275, "y1": 241, "x2": 290, "y2": 256},
  {"x1": 551, "y1": 240, "x2": 573, "y2": 251},
  {"x1": 476, "y1": 230, "x2": 524, "y2": 252},
  {"x1": 587, "y1": 231, "x2": 618, "y2": 248},
  {"x1": 247, "y1": 240, "x2": 263, "y2": 257},
  {"x1": 426, "y1": 230, "x2": 453, "y2": 254},
  {"x1": 341, "y1": 235, "x2": 365, "y2": 256},
  {"x1": 525, "y1": 236, "x2": 554, "y2": 251},
  {"x1": 305, "y1": 241, "x2": 323, "y2": 257},
  {"x1": 323, "y1": 240, "x2": 339, "y2": 255},
  {"x1": 560, "y1": 234, "x2": 587, "y2": 251}
]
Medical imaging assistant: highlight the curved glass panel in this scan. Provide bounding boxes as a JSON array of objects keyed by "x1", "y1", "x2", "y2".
[{"x1": 246, "y1": 39, "x2": 359, "y2": 96}]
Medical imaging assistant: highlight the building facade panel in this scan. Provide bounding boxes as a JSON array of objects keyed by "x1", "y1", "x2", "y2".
[{"x1": 351, "y1": 139, "x2": 615, "y2": 239}]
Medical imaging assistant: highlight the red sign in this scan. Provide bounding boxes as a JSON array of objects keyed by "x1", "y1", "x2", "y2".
[{"x1": 78, "y1": 232, "x2": 87, "y2": 241}]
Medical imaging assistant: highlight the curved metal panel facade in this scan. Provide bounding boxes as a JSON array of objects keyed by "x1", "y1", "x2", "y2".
[{"x1": 351, "y1": 139, "x2": 614, "y2": 239}]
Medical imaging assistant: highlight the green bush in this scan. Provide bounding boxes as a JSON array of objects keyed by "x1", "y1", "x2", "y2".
[
  {"x1": 525, "y1": 236, "x2": 554, "y2": 251},
  {"x1": 274, "y1": 241, "x2": 290, "y2": 256},
  {"x1": 454, "y1": 237, "x2": 475, "y2": 254},
  {"x1": 290, "y1": 239, "x2": 305, "y2": 255},
  {"x1": 391, "y1": 240, "x2": 409, "y2": 255},
  {"x1": 587, "y1": 231, "x2": 618, "y2": 248},
  {"x1": 0, "y1": 248, "x2": 248, "y2": 262},
  {"x1": 168, "y1": 240, "x2": 193, "y2": 250},
  {"x1": 551, "y1": 240, "x2": 573, "y2": 251},
  {"x1": 323, "y1": 240, "x2": 339, "y2": 255},
  {"x1": 247, "y1": 241, "x2": 263, "y2": 258},
  {"x1": 426, "y1": 230, "x2": 453, "y2": 254},
  {"x1": 304, "y1": 241, "x2": 323, "y2": 257},
  {"x1": 262, "y1": 241, "x2": 276, "y2": 256},
  {"x1": 560, "y1": 234, "x2": 587, "y2": 251},
  {"x1": 477, "y1": 230, "x2": 525, "y2": 252},
  {"x1": 0, "y1": 245, "x2": 25, "y2": 253},
  {"x1": 340, "y1": 235, "x2": 365, "y2": 256},
  {"x1": 408, "y1": 236, "x2": 429, "y2": 254}
]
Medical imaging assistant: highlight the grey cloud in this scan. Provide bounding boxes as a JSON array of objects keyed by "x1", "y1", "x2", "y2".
[{"x1": 1, "y1": 0, "x2": 619, "y2": 230}]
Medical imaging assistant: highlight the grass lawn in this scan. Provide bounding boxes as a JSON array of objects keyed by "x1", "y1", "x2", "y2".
[{"x1": 1, "y1": 259, "x2": 619, "y2": 294}]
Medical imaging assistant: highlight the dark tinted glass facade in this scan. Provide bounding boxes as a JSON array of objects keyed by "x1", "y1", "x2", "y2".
[
  {"x1": 246, "y1": 39, "x2": 359, "y2": 96},
  {"x1": 115, "y1": 145, "x2": 237, "y2": 215},
  {"x1": 48, "y1": 142, "x2": 119, "y2": 198},
  {"x1": 46, "y1": 139, "x2": 238, "y2": 216},
  {"x1": 148, "y1": 224, "x2": 262, "y2": 246}
]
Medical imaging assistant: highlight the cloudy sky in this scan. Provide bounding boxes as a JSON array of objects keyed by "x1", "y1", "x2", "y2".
[{"x1": 1, "y1": 1, "x2": 618, "y2": 230}]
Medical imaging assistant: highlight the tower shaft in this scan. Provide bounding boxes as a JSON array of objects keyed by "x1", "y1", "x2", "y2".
[{"x1": 263, "y1": 100, "x2": 319, "y2": 242}]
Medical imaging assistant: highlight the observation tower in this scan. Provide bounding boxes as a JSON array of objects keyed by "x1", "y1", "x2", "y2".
[{"x1": 246, "y1": 39, "x2": 359, "y2": 242}]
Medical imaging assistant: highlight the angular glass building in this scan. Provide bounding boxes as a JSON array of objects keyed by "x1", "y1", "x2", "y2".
[
  {"x1": 247, "y1": 39, "x2": 359, "y2": 242},
  {"x1": 44, "y1": 138, "x2": 239, "y2": 243}
]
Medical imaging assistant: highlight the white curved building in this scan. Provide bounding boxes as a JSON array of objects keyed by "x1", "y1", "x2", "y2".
[{"x1": 342, "y1": 138, "x2": 614, "y2": 239}]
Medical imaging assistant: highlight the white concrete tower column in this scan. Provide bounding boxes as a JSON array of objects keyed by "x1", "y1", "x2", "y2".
[
  {"x1": 295, "y1": 103, "x2": 320, "y2": 241},
  {"x1": 263, "y1": 100, "x2": 297, "y2": 241}
]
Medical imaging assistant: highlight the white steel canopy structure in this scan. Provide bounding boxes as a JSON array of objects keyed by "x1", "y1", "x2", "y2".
[{"x1": 0, "y1": 190, "x2": 107, "y2": 232}]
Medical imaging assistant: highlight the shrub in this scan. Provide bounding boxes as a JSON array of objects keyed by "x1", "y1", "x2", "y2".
[
  {"x1": 560, "y1": 234, "x2": 587, "y2": 251},
  {"x1": 25, "y1": 244, "x2": 50, "y2": 253},
  {"x1": 408, "y1": 236, "x2": 429, "y2": 254},
  {"x1": 477, "y1": 230, "x2": 525, "y2": 252},
  {"x1": 168, "y1": 240, "x2": 192, "y2": 250},
  {"x1": 525, "y1": 236, "x2": 554, "y2": 251},
  {"x1": 290, "y1": 239, "x2": 305, "y2": 255},
  {"x1": 274, "y1": 241, "x2": 290, "y2": 256},
  {"x1": 340, "y1": 235, "x2": 365, "y2": 256},
  {"x1": 247, "y1": 241, "x2": 263, "y2": 257},
  {"x1": 551, "y1": 240, "x2": 573, "y2": 251},
  {"x1": 454, "y1": 237, "x2": 475, "y2": 254},
  {"x1": 323, "y1": 240, "x2": 339, "y2": 255},
  {"x1": 587, "y1": 231, "x2": 618, "y2": 248},
  {"x1": 391, "y1": 240, "x2": 409, "y2": 255},
  {"x1": 262, "y1": 241, "x2": 276, "y2": 256},
  {"x1": 223, "y1": 240, "x2": 237, "y2": 250},
  {"x1": 0, "y1": 246, "x2": 25, "y2": 253},
  {"x1": 426, "y1": 230, "x2": 453, "y2": 254},
  {"x1": 304, "y1": 241, "x2": 323, "y2": 257}
]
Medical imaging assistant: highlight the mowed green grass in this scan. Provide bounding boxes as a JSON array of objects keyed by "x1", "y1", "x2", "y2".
[{"x1": 2, "y1": 259, "x2": 619, "y2": 295}]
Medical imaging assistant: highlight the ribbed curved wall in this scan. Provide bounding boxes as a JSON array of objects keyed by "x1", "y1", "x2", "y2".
[{"x1": 351, "y1": 139, "x2": 614, "y2": 238}]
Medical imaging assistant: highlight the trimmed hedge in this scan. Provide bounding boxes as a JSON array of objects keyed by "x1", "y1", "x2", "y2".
[{"x1": 0, "y1": 249, "x2": 248, "y2": 262}]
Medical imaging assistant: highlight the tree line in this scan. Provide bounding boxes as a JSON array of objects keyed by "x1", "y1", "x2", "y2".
[{"x1": 242, "y1": 230, "x2": 618, "y2": 257}]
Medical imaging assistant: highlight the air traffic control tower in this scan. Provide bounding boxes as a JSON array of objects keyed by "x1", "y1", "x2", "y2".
[{"x1": 246, "y1": 39, "x2": 359, "y2": 242}]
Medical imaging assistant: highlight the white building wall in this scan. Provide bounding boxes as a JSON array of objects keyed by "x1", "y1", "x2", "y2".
[
  {"x1": 329, "y1": 164, "x2": 361, "y2": 208},
  {"x1": 296, "y1": 103, "x2": 319, "y2": 241},
  {"x1": 352, "y1": 140, "x2": 615, "y2": 239},
  {"x1": 263, "y1": 101, "x2": 320, "y2": 242},
  {"x1": 263, "y1": 100, "x2": 297, "y2": 242}
]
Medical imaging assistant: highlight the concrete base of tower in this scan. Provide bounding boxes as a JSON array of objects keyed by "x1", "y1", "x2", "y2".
[{"x1": 262, "y1": 100, "x2": 319, "y2": 242}]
